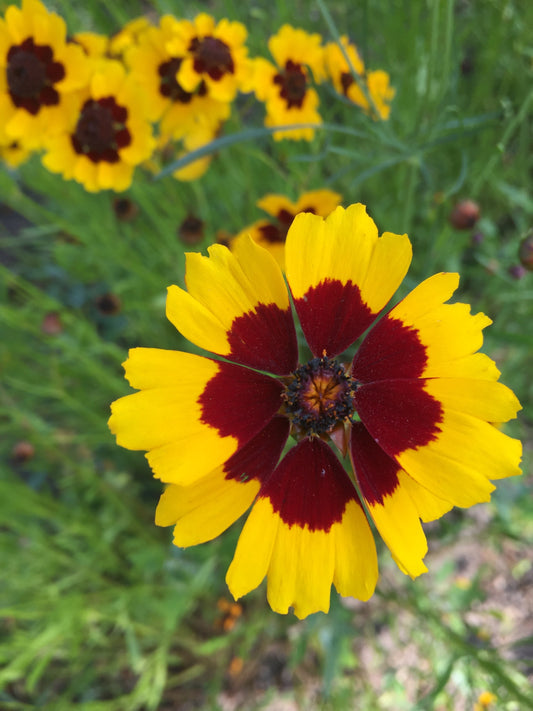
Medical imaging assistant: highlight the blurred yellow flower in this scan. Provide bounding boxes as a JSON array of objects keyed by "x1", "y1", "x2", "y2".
[
  {"x1": 166, "y1": 13, "x2": 251, "y2": 103},
  {"x1": 126, "y1": 14, "x2": 230, "y2": 141},
  {"x1": 0, "y1": 0, "x2": 90, "y2": 150},
  {"x1": 42, "y1": 60, "x2": 154, "y2": 192},
  {"x1": 251, "y1": 25, "x2": 325, "y2": 141}
]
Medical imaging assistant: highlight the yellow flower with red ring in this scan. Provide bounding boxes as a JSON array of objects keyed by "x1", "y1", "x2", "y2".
[
  {"x1": 109, "y1": 204, "x2": 522, "y2": 619},
  {"x1": 125, "y1": 14, "x2": 230, "y2": 140},
  {"x1": 0, "y1": 0, "x2": 90, "y2": 150},
  {"x1": 250, "y1": 24, "x2": 325, "y2": 141},
  {"x1": 41, "y1": 59, "x2": 155, "y2": 192},
  {"x1": 231, "y1": 189, "x2": 342, "y2": 269},
  {"x1": 325, "y1": 37, "x2": 394, "y2": 120},
  {"x1": 166, "y1": 13, "x2": 251, "y2": 104}
]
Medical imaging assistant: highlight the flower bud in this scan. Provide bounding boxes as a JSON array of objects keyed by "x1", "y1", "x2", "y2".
[
  {"x1": 113, "y1": 197, "x2": 139, "y2": 221},
  {"x1": 178, "y1": 214, "x2": 204, "y2": 245},
  {"x1": 11, "y1": 441, "x2": 35, "y2": 462},
  {"x1": 449, "y1": 199, "x2": 480, "y2": 230},
  {"x1": 41, "y1": 312, "x2": 63, "y2": 335},
  {"x1": 508, "y1": 264, "x2": 526, "y2": 280},
  {"x1": 96, "y1": 292, "x2": 122, "y2": 315}
]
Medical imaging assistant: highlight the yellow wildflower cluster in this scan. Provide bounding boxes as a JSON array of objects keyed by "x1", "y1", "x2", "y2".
[{"x1": 0, "y1": 0, "x2": 394, "y2": 192}]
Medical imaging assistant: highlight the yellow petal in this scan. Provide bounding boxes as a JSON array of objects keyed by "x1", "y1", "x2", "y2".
[
  {"x1": 286, "y1": 204, "x2": 411, "y2": 313},
  {"x1": 365, "y1": 486, "x2": 428, "y2": 578},
  {"x1": 331, "y1": 500, "x2": 378, "y2": 601},
  {"x1": 396, "y1": 470, "x2": 453, "y2": 522},
  {"x1": 424, "y1": 378, "x2": 522, "y2": 424},
  {"x1": 156, "y1": 471, "x2": 260, "y2": 546},
  {"x1": 266, "y1": 517, "x2": 335, "y2": 618},
  {"x1": 226, "y1": 497, "x2": 279, "y2": 600},
  {"x1": 166, "y1": 238, "x2": 296, "y2": 373},
  {"x1": 398, "y1": 410, "x2": 522, "y2": 504}
]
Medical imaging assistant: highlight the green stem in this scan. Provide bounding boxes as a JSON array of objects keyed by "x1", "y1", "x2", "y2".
[{"x1": 471, "y1": 87, "x2": 533, "y2": 195}]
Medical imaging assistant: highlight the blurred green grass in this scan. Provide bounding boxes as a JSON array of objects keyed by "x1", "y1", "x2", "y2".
[{"x1": 1, "y1": 0, "x2": 532, "y2": 709}]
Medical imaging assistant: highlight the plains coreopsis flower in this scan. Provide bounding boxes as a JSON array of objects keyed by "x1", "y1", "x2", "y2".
[
  {"x1": 165, "y1": 13, "x2": 251, "y2": 104},
  {"x1": 0, "y1": 0, "x2": 90, "y2": 150},
  {"x1": 125, "y1": 15, "x2": 230, "y2": 140},
  {"x1": 324, "y1": 36, "x2": 394, "y2": 120},
  {"x1": 109, "y1": 204, "x2": 522, "y2": 619},
  {"x1": 231, "y1": 189, "x2": 342, "y2": 268},
  {"x1": 251, "y1": 25, "x2": 325, "y2": 141},
  {"x1": 41, "y1": 59, "x2": 154, "y2": 192}
]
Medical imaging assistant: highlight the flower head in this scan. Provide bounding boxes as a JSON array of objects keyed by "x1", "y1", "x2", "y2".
[
  {"x1": 0, "y1": 0, "x2": 90, "y2": 150},
  {"x1": 231, "y1": 189, "x2": 342, "y2": 268},
  {"x1": 251, "y1": 25, "x2": 325, "y2": 141},
  {"x1": 166, "y1": 13, "x2": 251, "y2": 104},
  {"x1": 125, "y1": 15, "x2": 230, "y2": 139},
  {"x1": 41, "y1": 59, "x2": 154, "y2": 192},
  {"x1": 109, "y1": 204, "x2": 521, "y2": 618}
]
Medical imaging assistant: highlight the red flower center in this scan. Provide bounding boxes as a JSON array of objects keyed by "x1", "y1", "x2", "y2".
[
  {"x1": 159, "y1": 57, "x2": 195, "y2": 102},
  {"x1": 7, "y1": 38, "x2": 65, "y2": 115},
  {"x1": 71, "y1": 97, "x2": 131, "y2": 163},
  {"x1": 189, "y1": 36, "x2": 234, "y2": 80},
  {"x1": 283, "y1": 356, "x2": 357, "y2": 437},
  {"x1": 274, "y1": 60, "x2": 308, "y2": 108}
]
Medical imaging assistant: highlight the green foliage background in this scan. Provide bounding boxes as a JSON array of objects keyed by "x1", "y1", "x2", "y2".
[{"x1": 1, "y1": 0, "x2": 532, "y2": 709}]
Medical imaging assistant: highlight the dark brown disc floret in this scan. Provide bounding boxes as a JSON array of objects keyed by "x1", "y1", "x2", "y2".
[
  {"x1": 7, "y1": 37, "x2": 65, "y2": 115},
  {"x1": 189, "y1": 36, "x2": 234, "y2": 80},
  {"x1": 273, "y1": 60, "x2": 308, "y2": 108},
  {"x1": 71, "y1": 96, "x2": 131, "y2": 163},
  {"x1": 282, "y1": 356, "x2": 357, "y2": 437}
]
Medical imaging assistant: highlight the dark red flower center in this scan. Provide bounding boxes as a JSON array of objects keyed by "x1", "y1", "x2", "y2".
[
  {"x1": 189, "y1": 36, "x2": 234, "y2": 80},
  {"x1": 158, "y1": 57, "x2": 196, "y2": 103},
  {"x1": 71, "y1": 97, "x2": 131, "y2": 163},
  {"x1": 283, "y1": 356, "x2": 357, "y2": 437},
  {"x1": 273, "y1": 60, "x2": 308, "y2": 108},
  {"x1": 7, "y1": 37, "x2": 65, "y2": 115}
]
